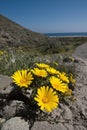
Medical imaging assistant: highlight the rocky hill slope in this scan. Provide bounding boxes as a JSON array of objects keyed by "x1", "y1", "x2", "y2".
[
  {"x1": 0, "y1": 14, "x2": 48, "y2": 49},
  {"x1": 1, "y1": 14, "x2": 87, "y2": 54}
]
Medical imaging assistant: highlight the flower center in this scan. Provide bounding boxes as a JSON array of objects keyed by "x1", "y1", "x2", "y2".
[
  {"x1": 42, "y1": 96, "x2": 49, "y2": 103},
  {"x1": 20, "y1": 78, "x2": 27, "y2": 84}
]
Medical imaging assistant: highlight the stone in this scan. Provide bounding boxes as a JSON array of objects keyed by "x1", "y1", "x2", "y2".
[
  {"x1": 52, "y1": 123, "x2": 67, "y2": 130},
  {"x1": 0, "y1": 75, "x2": 13, "y2": 95},
  {"x1": 51, "y1": 107, "x2": 64, "y2": 119},
  {"x1": 31, "y1": 121, "x2": 67, "y2": 130},
  {"x1": 2, "y1": 100, "x2": 25, "y2": 119},
  {"x1": 63, "y1": 106, "x2": 72, "y2": 120},
  {"x1": 1, "y1": 117, "x2": 29, "y2": 130},
  {"x1": 0, "y1": 118, "x2": 6, "y2": 130},
  {"x1": 74, "y1": 125, "x2": 87, "y2": 130},
  {"x1": 31, "y1": 121, "x2": 52, "y2": 130},
  {"x1": 64, "y1": 123, "x2": 74, "y2": 130}
]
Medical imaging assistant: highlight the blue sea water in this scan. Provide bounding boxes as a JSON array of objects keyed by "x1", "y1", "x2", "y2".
[{"x1": 44, "y1": 32, "x2": 87, "y2": 37}]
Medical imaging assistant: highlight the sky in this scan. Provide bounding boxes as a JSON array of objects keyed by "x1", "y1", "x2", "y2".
[{"x1": 0, "y1": 0, "x2": 87, "y2": 33}]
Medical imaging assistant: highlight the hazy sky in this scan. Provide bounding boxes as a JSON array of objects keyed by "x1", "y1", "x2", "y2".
[{"x1": 0, "y1": 0, "x2": 87, "y2": 33}]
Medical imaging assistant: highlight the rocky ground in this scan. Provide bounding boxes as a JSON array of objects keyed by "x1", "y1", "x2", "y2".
[{"x1": 0, "y1": 43, "x2": 87, "y2": 130}]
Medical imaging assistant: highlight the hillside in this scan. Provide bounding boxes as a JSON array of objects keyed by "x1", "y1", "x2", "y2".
[
  {"x1": 0, "y1": 14, "x2": 87, "y2": 55},
  {"x1": 0, "y1": 14, "x2": 48, "y2": 49}
]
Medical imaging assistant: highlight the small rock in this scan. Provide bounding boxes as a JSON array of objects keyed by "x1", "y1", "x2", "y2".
[
  {"x1": 0, "y1": 75, "x2": 13, "y2": 95},
  {"x1": 26, "y1": 89, "x2": 33, "y2": 98},
  {"x1": 31, "y1": 121, "x2": 67, "y2": 130},
  {"x1": 2, "y1": 100, "x2": 24, "y2": 119},
  {"x1": 31, "y1": 121, "x2": 52, "y2": 130},
  {"x1": 63, "y1": 106, "x2": 72, "y2": 120},
  {"x1": 64, "y1": 123, "x2": 74, "y2": 130},
  {"x1": 0, "y1": 118, "x2": 6, "y2": 129},
  {"x1": 53, "y1": 123, "x2": 67, "y2": 130},
  {"x1": 74, "y1": 125, "x2": 87, "y2": 130},
  {"x1": 1, "y1": 117, "x2": 29, "y2": 130},
  {"x1": 51, "y1": 107, "x2": 63, "y2": 119},
  {"x1": 0, "y1": 118, "x2": 6, "y2": 124}
]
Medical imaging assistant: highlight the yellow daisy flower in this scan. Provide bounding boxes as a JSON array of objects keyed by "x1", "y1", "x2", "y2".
[
  {"x1": 0, "y1": 51, "x2": 4, "y2": 55},
  {"x1": 50, "y1": 76, "x2": 69, "y2": 93},
  {"x1": 46, "y1": 67, "x2": 60, "y2": 75},
  {"x1": 34, "y1": 86, "x2": 59, "y2": 112},
  {"x1": 64, "y1": 88, "x2": 72, "y2": 96},
  {"x1": 11, "y1": 70, "x2": 34, "y2": 88},
  {"x1": 31, "y1": 68, "x2": 47, "y2": 77},
  {"x1": 58, "y1": 72, "x2": 69, "y2": 83},
  {"x1": 69, "y1": 74, "x2": 76, "y2": 83},
  {"x1": 36, "y1": 63, "x2": 50, "y2": 69}
]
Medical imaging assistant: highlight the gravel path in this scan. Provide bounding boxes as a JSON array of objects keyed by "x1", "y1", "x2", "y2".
[
  {"x1": 73, "y1": 42, "x2": 87, "y2": 59},
  {"x1": 72, "y1": 43, "x2": 87, "y2": 130}
]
